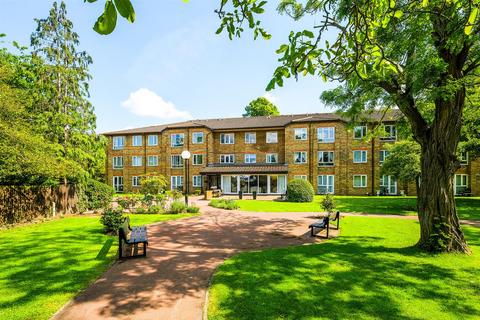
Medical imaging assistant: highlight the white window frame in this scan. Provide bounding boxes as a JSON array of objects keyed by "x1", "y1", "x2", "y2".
[
  {"x1": 113, "y1": 156, "x2": 124, "y2": 169},
  {"x1": 132, "y1": 176, "x2": 141, "y2": 187},
  {"x1": 245, "y1": 154, "x2": 257, "y2": 164},
  {"x1": 459, "y1": 151, "x2": 468, "y2": 165},
  {"x1": 193, "y1": 175, "x2": 203, "y2": 187},
  {"x1": 317, "y1": 175, "x2": 335, "y2": 194},
  {"x1": 192, "y1": 132, "x2": 204, "y2": 144},
  {"x1": 381, "y1": 125, "x2": 397, "y2": 141},
  {"x1": 294, "y1": 175, "x2": 307, "y2": 180},
  {"x1": 245, "y1": 132, "x2": 256, "y2": 144},
  {"x1": 317, "y1": 127, "x2": 335, "y2": 143},
  {"x1": 354, "y1": 126, "x2": 367, "y2": 139},
  {"x1": 132, "y1": 156, "x2": 142, "y2": 167},
  {"x1": 294, "y1": 151, "x2": 307, "y2": 164},
  {"x1": 113, "y1": 176, "x2": 124, "y2": 193},
  {"x1": 353, "y1": 150, "x2": 368, "y2": 163},
  {"x1": 220, "y1": 154, "x2": 235, "y2": 164},
  {"x1": 380, "y1": 175, "x2": 397, "y2": 195},
  {"x1": 318, "y1": 151, "x2": 335, "y2": 166},
  {"x1": 266, "y1": 153, "x2": 278, "y2": 164},
  {"x1": 220, "y1": 133, "x2": 235, "y2": 144},
  {"x1": 112, "y1": 136, "x2": 125, "y2": 150},
  {"x1": 147, "y1": 155, "x2": 158, "y2": 166},
  {"x1": 132, "y1": 135, "x2": 143, "y2": 147},
  {"x1": 379, "y1": 150, "x2": 390, "y2": 163},
  {"x1": 266, "y1": 131, "x2": 278, "y2": 143},
  {"x1": 171, "y1": 155, "x2": 183, "y2": 168},
  {"x1": 171, "y1": 176, "x2": 183, "y2": 190},
  {"x1": 171, "y1": 133, "x2": 185, "y2": 147},
  {"x1": 294, "y1": 128, "x2": 308, "y2": 140},
  {"x1": 147, "y1": 135, "x2": 158, "y2": 146},
  {"x1": 193, "y1": 154, "x2": 204, "y2": 165},
  {"x1": 455, "y1": 174, "x2": 469, "y2": 195},
  {"x1": 353, "y1": 175, "x2": 368, "y2": 188}
]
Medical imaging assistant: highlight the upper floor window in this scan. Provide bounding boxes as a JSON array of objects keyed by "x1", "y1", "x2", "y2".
[
  {"x1": 171, "y1": 155, "x2": 183, "y2": 168},
  {"x1": 193, "y1": 154, "x2": 204, "y2": 165},
  {"x1": 132, "y1": 156, "x2": 142, "y2": 167},
  {"x1": 147, "y1": 155, "x2": 158, "y2": 166},
  {"x1": 353, "y1": 150, "x2": 368, "y2": 163},
  {"x1": 245, "y1": 132, "x2": 256, "y2": 144},
  {"x1": 113, "y1": 156, "x2": 124, "y2": 169},
  {"x1": 354, "y1": 126, "x2": 367, "y2": 139},
  {"x1": 220, "y1": 154, "x2": 235, "y2": 164},
  {"x1": 317, "y1": 127, "x2": 335, "y2": 143},
  {"x1": 220, "y1": 133, "x2": 235, "y2": 144},
  {"x1": 266, "y1": 132, "x2": 278, "y2": 143},
  {"x1": 379, "y1": 150, "x2": 390, "y2": 163},
  {"x1": 294, "y1": 128, "x2": 308, "y2": 140},
  {"x1": 459, "y1": 151, "x2": 468, "y2": 165},
  {"x1": 132, "y1": 135, "x2": 143, "y2": 147},
  {"x1": 192, "y1": 132, "x2": 204, "y2": 144},
  {"x1": 266, "y1": 153, "x2": 278, "y2": 163},
  {"x1": 381, "y1": 125, "x2": 397, "y2": 141},
  {"x1": 171, "y1": 133, "x2": 184, "y2": 147},
  {"x1": 295, "y1": 175, "x2": 308, "y2": 180},
  {"x1": 245, "y1": 154, "x2": 256, "y2": 164},
  {"x1": 353, "y1": 175, "x2": 367, "y2": 188},
  {"x1": 147, "y1": 135, "x2": 158, "y2": 146},
  {"x1": 318, "y1": 151, "x2": 334, "y2": 166},
  {"x1": 112, "y1": 136, "x2": 125, "y2": 150},
  {"x1": 294, "y1": 151, "x2": 307, "y2": 164}
]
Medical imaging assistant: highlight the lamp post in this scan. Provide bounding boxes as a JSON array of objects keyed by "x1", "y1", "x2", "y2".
[{"x1": 181, "y1": 150, "x2": 191, "y2": 206}]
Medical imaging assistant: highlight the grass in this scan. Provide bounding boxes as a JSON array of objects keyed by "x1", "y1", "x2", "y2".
[
  {"x1": 208, "y1": 217, "x2": 480, "y2": 320},
  {"x1": 236, "y1": 196, "x2": 480, "y2": 220},
  {"x1": 0, "y1": 213, "x2": 196, "y2": 320}
]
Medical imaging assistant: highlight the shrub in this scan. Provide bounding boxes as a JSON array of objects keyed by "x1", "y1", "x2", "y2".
[
  {"x1": 148, "y1": 205, "x2": 164, "y2": 214},
  {"x1": 82, "y1": 179, "x2": 115, "y2": 210},
  {"x1": 100, "y1": 207, "x2": 125, "y2": 234},
  {"x1": 286, "y1": 179, "x2": 314, "y2": 203},
  {"x1": 135, "y1": 207, "x2": 147, "y2": 214},
  {"x1": 321, "y1": 194, "x2": 335, "y2": 214},
  {"x1": 168, "y1": 189, "x2": 183, "y2": 201},
  {"x1": 117, "y1": 195, "x2": 139, "y2": 211},
  {"x1": 186, "y1": 205, "x2": 200, "y2": 213},
  {"x1": 139, "y1": 174, "x2": 168, "y2": 195},
  {"x1": 209, "y1": 199, "x2": 239, "y2": 210},
  {"x1": 168, "y1": 201, "x2": 187, "y2": 214}
]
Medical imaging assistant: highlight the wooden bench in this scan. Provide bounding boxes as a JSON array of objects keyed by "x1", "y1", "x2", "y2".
[
  {"x1": 118, "y1": 217, "x2": 148, "y2": 259},
  {"x1": 309, "y1": 211, "x2": 340, "y2": 238}
]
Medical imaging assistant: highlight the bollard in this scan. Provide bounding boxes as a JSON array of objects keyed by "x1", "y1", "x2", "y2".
[
  {"x1": 239, "y1": 190, "x2": 243, "y2": 199},
  {"x1": 253, "y1": 191, "x2": 257, "y2": 200}
]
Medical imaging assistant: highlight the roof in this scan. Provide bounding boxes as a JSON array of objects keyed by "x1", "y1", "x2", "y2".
[
  {"x1": 102, "y1": 110, "x2": 401, "y2": 135},
  {"x1": 200, "y1": 164, "x2": 289, "y2": 175}
]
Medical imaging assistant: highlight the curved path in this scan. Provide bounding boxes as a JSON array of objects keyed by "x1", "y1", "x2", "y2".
[{"x1": 54, "y1": 200, "x2": 332, "y2": 320}]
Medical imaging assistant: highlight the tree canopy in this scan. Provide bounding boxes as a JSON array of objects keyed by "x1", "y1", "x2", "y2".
[{"x1": 243, "y1": 97, "x2": 280, "y2": 117}]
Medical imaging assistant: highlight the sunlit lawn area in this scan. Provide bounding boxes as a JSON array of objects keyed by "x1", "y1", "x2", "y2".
[
  {"x1": 208, "y1": 217, "x2": 480, "y2": 320},
  {"x1": 0, "y1": 213, "x2": 196, "y2": 320},
  {"x1": 236, "y1": 196, "x2": 480, "y2": 220}
]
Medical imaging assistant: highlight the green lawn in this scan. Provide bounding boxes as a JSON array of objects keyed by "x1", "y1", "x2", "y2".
[
  {"x1": 208, "y1": 217, "x2": 480, "y2": 320},
  {"x1": 236, "y1": 196, "x2": 480, "y2": 220},
  {"x1": 0, "y1": 213, "x2": 195, "y2": 320}
]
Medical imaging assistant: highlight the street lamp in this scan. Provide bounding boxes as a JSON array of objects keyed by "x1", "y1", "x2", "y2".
[{"x1": 181, "y1": 150, "x2": 191, "y2": 205}]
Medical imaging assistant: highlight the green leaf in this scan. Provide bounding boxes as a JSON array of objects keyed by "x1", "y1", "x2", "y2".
[
  {"x1": 465, "y1": 7, "x2": 478, "y2": 35},
  {"x1": 394, "y1": 10, "x2": 403, "y2": 19},
  {"x1": 93, "y1": 0, "x2": 117, "y2": 35},
  {"x1": 421, "y1": 0, "x2": 429, "y2": 7},
  {"x1": 113, "y1": 0, "x2": 135, "y2": 23}
]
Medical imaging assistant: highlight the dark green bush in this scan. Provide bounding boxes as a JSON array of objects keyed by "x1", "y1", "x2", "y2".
[
  {"x1": 100, "y1": 207, "x2": 124, "y2": 234},
  {"x1": 168, "y1": 201, "x2": 187, "y2": 214},
  {"x1": 186, "y1": 205, "x2": 200, "y2": 213},
  {"x1": 209, "y1": 199, "x2": 239, "y2": 210},
  {"x1": 82, "y1": 179, "x2": 115, "y2": 210},
  {"x1": 286, "y1": 179, "x2": 314, "y2": 203},
  {"x1": 135, "y1": 207, "x2": 147, "y2": 214},
  {"x1": 148, "y1": 205, "x2": 164, "y2": 214}
]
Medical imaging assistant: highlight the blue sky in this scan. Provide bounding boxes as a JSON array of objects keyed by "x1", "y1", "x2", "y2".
[{"x1": 1, "y1": 0, "x2": 338, "y2": 133}]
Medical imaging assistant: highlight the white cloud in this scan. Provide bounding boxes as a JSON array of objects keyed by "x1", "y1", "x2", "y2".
[
  {"x1": 263, "y1": 92, "x2": 278, "y2": 104},
  {"x1": 121, "y1": 88, "x2": 192, "y2": 120}
]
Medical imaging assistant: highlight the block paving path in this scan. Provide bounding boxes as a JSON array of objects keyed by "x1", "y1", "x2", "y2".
[{"x1": 54, "y1": 200, "x2": 330, "y2": 320}]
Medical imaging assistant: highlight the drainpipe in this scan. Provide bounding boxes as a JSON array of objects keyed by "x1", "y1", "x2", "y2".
[{"x1": 371, "y1": 133, "x2": 375, "y2": 196}]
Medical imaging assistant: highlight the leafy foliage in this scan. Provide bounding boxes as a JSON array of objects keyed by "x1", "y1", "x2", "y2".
[
  {"x1": 321, "y1": 194, "x2": 335, "y2": 214},
  {"x1": 81, "y1": 179, "x2": 115, "y2": 210},
  {"x1": 168, "y1": 201, "x2": 188, "y2": 214},
  {"x1": 209, "y1": 199, "x2": 240, "y2": 210},
  {"x1": 381, "y1": 141, "x2": 421, "y2": 186},
  {"x1": 287, "y1": 178, "x2": 314, "y2": 203},
  {"x1": 100, "y1": 207, "x2": 124, "y2": 234},
  {"x1": 243, "y1": 97, "x2": 280, "y2": 117},
  {"x1": 139, "y1": 174, "x2": 168, "y2": 196}
]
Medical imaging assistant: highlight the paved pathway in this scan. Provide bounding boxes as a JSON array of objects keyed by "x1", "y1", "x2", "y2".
[{"x1": 54, "y1": 200, "x2": 332, "y2": 320}]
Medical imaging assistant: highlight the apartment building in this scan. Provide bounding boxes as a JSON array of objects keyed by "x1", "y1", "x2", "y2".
[{"x1": 103, "y1": 112, "x2": 480, "y2": 196}]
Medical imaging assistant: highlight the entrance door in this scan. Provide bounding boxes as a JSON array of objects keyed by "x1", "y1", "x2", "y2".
[
  {"x1": 380, "y1": 175, "x2": 397, "y2": 195},
  {"x1": 240, "y1": 175, "x2": 249, "y2": 193}
]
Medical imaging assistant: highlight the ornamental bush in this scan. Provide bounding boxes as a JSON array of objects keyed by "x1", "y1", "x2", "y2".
[
  {"x1": 209, "y1": 199, "x2": 239, "y2": 210},
  {"x1": 100, "y1": 207, "x2": 124, "y2": 234},
  {"x1": 186, "y1": 205, "x2": 200, "y2": 213},
  {"x1": 168, "y1": 201, "x2": 187, "y2": 214},
  {"x1": 80, "y1": 179, "x2": 115, "y2": 210},
  {"x1": 286, "y1": 179, "x2": 314, "y2": 203}
]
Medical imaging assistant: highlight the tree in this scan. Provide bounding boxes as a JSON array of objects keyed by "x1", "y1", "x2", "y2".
[
  {"x1": 140, "y1": 174, "x2": 168, "y2": 196},
  {"x1": 31, "y1": 1, "x2": 106, "y2": 184},
  {"x1": 243, "y1": 97, "x2": 280, "y2": 117}
]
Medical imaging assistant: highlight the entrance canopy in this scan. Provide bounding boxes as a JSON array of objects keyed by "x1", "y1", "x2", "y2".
[{"x1": 200, "y1": 164, "x2": 288, "y2": 175}]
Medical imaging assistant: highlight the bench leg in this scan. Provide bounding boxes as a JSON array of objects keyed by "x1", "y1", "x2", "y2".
[
  {"x1": 326, "y1": 225, "x2": 329, "y2": 239},
  {"x1": 119, "y1": 238, "x2": 122, "y2": 259},
  {"x1": 143, "y1": 242, "x2": 147, "y2": 257},
  {"x1": 310, "y1": 227, "x2": 314, "y2": 237}
]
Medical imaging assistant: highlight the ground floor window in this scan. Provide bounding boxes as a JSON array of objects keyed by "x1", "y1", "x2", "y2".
[
  {"x1": 380, "y1": 175, "x2": 397, "y2": 195},
  {"x1": 455, "y1": 174, "x2": 469, "y2": 195},
  {"x1": 132, "y1": 176, "x2": 141, "y2": 187},
  {"x1": 171, "y1": 176, "x2": 183, "y2": 190},
  {"x1": 113, "y1": 176, "x2": 124, "y2": 193},
  {"x1": 193, "y1": 175, "x2": 202, "y2": 187},
  {"x1": 353, "y1": 175, "x2": 367, "y2": 188},
  {"x1": 317, "y1": 175, "x2": 334, "y2": 194},
  {"x1": 221, "y1": 174, "x2": 286, "y2": 194}
]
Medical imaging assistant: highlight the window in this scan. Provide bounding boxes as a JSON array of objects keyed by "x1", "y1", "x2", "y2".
[
  {"x1": 459, "y1": 151, "x2": 468, "y2": 165},
  {"x1": 193, "y1": 175, "x2": 203, "y2": 187},
  {"x1": 266, "y1": 153, "x2": 278, "y2": 163},
  {"x1": 113, "y1": 156, "x2": 123, "y2": 169},
  {"x1": 381, "y1": 125, "x2": 397, "y2": 140},
  {"x1": 318, "y1": 151, "x2": 334, "y2": 166},
  {"x1": 113, "y1": 176, "x2": 124, "y2": 192},
  {"x1": 245, "y1": 132, "x2": 256, "y2": 144},
  {"x1": 112, "y1": 136, "x2": 125, "y2": 150},
  {"x1": 171, "y1": 133, "x2": 184, "y2": 147},
  {"x1": 220, "y1": 133, "x2": 235, "y2": 144},
  {"x1": 295, "y1": 175, "x2": 307, "y2": 180},
  {"x1": 220, "y1": 154, "x2": 235, "y2": 163},
  {"x1": 318, "y1": 175, "x2": 334, "y2": 194},
  {"x1": 317, "y1": 127, "x2": 335, "y2": 143},
  {"x1": 147, "y1": 135, "x2": 158, "y2": 146},
  {"x1": 132, "y1": 156, "x2": 142, "y2": 167},
  {"x1": 380, "y1": 175, "x2": 397, "y2": 195},
  {"x1": 245, "y1": 154, "x2": 256, "y2": 164},
  {"x1": 132, "y1": 135, "x2": 142, "y2": 147},
  {"x1": 353, "y1": 150, "x2": 368, "y2": 163},
  {"x1": 266, "y1": 132, "x2": 278, "y2": 143},
  {"x1": 294, "y1": 152, "x2": 307, "y2": 164},
  {"x1": 294, "y1": 128, "x2": 308, "y2": 140},
  {"x1": 132, "y1": 176, "x2": 141, "y2": 187},
  {"x1": 379, "y1": 150, "x2": 390, "y2": 163},
  {"x1": 171, "y1": 176, "x2": 183, "y2": 190},
  {"x1": 147, "y1": 155, "x2": 158, "y2": 166},
  {"x1": 353, "y1": 175, "x2": 367, "y2": 188},
  {"x1": 192, "y1": 132, "x2": 204, "y2": 144},
  {"x1": 455, "y1": 174, "x2": 469, "y2": 195},
  {"x1": 354, "y1": 126, "x2": 367, "y2": 139},
  {"x1": 171, "y1": 155, "x2": 183, "y2": 168},
  {"x1": 193, "y1": 154, "x2": 204, "y2": 165}
]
